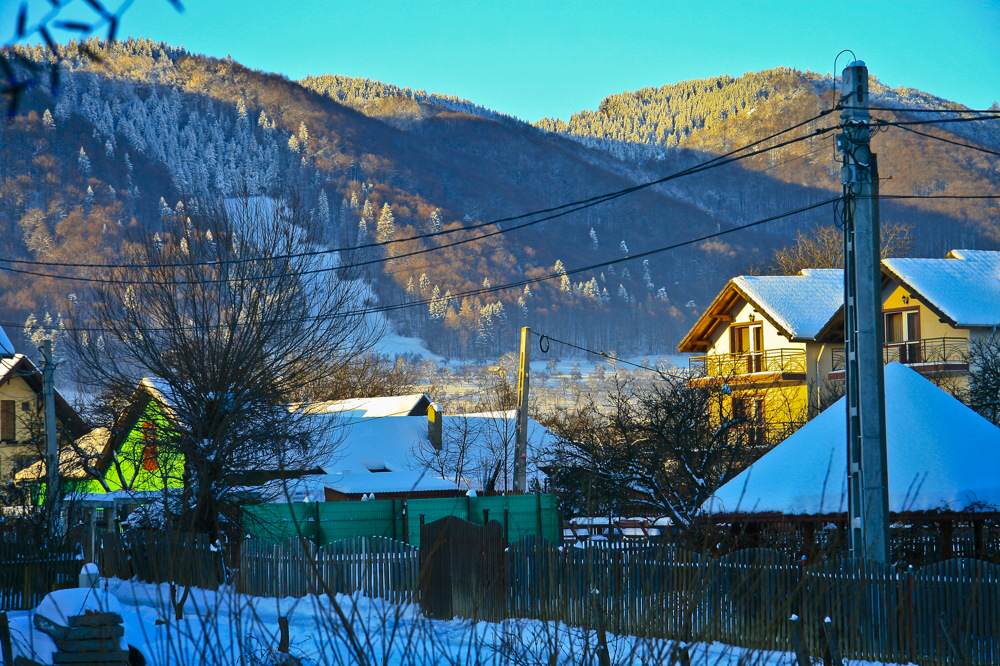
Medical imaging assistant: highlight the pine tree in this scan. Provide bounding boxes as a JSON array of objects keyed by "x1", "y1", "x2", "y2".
[
  {"x1": 287, "y1": 134, "x2": 300, "y2": 153},
  {"x1": 77, "y1": 147, "x2": 91, "y2": 175},
  {"x1": 589, "y1": 227, "x2": 599, "y2": 249},
  {"x1": 405, "y1": 276, "x2": 416, "y2": 294},
  {"x1": 317, "y1": 190, "x2": 330, "y2": 225},
  {"x1": 428, "y1": 208, "x2": 442, "y2": 233},
  {"x1": 642, "y1": 259, "x2": 654, "y2": 290},
  {"x1": 42, "y1": 108, "x2": 55, "y2": 130},
  {"x1": 104, "y1": 139, "x2": 114, "y2": 157},
  {"x1": 376, "y1": 203, "x2": 395, "y2": 241},
  {"x1": 619, "y1": 240, "x2": 629, "y2": 255},
  {"x1": 236, "y1": 99, "x2": 248, "y2": 120},
  {"x1": 297, "y1": 122, "x2": 309, "y2": 147},
  {"x1": 482, "y1": 277, "x2": 491, "y2": 289},
  {"x1": 419, "y1": 273, "x2": 431, "y2": 295}
]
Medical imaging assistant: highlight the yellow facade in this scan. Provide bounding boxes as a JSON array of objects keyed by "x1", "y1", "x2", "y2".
[{"x1": 0, "y1": 373, "x2": 42, "y2": 478}]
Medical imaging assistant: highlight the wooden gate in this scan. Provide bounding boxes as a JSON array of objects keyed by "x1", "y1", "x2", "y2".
[{"x1": 419, "y1": 516, "x2": 506, "y2": 621}]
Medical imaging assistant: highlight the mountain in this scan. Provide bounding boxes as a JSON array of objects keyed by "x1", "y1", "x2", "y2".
[{"x1": 1, "y1": 42, "x2": 997, "y2": 360}]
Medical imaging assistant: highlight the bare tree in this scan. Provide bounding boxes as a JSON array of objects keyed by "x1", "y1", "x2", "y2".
[
  {"x1": 770, "y1": 223, "x2": 912, "y2": 275},
  {"x1": 546, "y1": 373, "x2": 754, "y2": 528},
  {"x1": 969, "y1": 332, "x2": 1000, "y2": 425},
  {"x1": 66, "y1": 193, "x2": 380, "y2": 534}
]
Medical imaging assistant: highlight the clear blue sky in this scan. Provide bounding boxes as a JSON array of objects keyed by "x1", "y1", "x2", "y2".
[{"x1": 5, "y1": 0, "x2": 999, "y2": 121}]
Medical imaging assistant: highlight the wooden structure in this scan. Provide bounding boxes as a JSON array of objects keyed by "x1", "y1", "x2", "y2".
[{"x1": 418, "y1": 516, "x2": 506, "y2": 621}]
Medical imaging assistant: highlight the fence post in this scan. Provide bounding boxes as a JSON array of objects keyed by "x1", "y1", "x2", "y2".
[
  {"x1": 0, "y1": 611, "x2": 13, "y2": 666},
  {"x1": 401, "y1": 499, "x2": 409, "y2": 545},
  {"x1": 535, "y1": 492, "x2": 543, "y2": 538},
  {"x1": 906, "y1": 566, "x2": 915, "y2": 664}
]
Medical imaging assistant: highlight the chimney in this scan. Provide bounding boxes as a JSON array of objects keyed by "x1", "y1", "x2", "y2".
[{"x1": 427, "y1": 402, "x2": 443, "y2": 451}]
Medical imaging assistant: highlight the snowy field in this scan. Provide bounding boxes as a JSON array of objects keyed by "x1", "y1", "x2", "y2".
[{"x1": 6, "y1": 579, "x2": 909, "y2": 665}]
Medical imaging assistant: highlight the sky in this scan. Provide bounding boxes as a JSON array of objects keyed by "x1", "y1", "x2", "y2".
[{"x1": 3, "y1": 0, "x2": 999, "y2": 121}]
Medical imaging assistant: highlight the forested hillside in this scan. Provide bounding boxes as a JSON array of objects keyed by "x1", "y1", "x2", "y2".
[{"x1": 1, "y1": 42, "x2": 996, "y2": 359}]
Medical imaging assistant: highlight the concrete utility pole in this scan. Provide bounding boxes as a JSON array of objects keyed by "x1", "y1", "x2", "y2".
[
  {"x1": 512, "y1": 326, "x2": 531, "y2": 493},
  {"x1": 40, "y1": 339, "x2": 60, "y2": 518},
  {"x1": 839, "y1": 61, "x2": 890, "y2": 563}
]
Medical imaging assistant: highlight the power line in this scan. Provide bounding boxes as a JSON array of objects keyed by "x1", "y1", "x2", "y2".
[
  {"x1": 868, "y1": 115, "x2": 1000, "y2": 128},
  {"x1": 0, "y1": 110, "x2": 840, "y2": 274},
  {"x1": 881, "y1": 122, "x2": 1000, "y2": 158},
  {"x1": 530, "y1": 330, "x2": 667, "y2": 374},
  {"x1": 0, "y1": 123, "x2": 842, "y2": 286},
  {"x1": 843, "y1": 106, "x2": 1000, "y2": 115},
  {"x1": 0, "y1": 196, "x2": 841, "y2": 334}
]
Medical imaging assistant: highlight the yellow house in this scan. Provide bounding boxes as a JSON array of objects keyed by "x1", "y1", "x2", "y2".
[
  {"x1": 678, "y1": 249, "x2": 1000, "y2": 442},
  {"x1": 677, "y1": 268, "x2": 844, "y2": 444},
  {"x1": 0, "y1": 351, "x2": 89, "y2": 480}
]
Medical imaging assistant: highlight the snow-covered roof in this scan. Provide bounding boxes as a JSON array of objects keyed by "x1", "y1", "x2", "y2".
[
  {"x1": 882, "y1": 249, "x2": 1000, "y2": 327},
  {"x1": 732, "y1": 268, "x2": 844, "y2": 340},
  {"x1": 306, "y1": 406, "x2": 556, "y2": 495},
  {"x1": 702, "y1": 363, "x2": 1000, "y2": 516},
  {"x1": 15, "y1": 427, "x2": 111, "y2": 482},
  {"x1": 305, "y1": 393, "x2": 430, "y2": 418},
  {"x1": 325, "y1": 470, "x2": 460, "y2": 495},
  {"x1": 0, "y1": 324, "x2": 14, "y2": 356}
]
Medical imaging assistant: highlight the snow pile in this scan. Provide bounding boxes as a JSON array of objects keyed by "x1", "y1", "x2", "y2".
[
  {"x1": 883, "y1": 249, "x2": 1000, "y2": 326},
  {"x1": 702, "y1": 363, "x2": 1000, "y2": 516},
  {"x1": 732, "y1": 268, "x2": 843, "y2": 340}
]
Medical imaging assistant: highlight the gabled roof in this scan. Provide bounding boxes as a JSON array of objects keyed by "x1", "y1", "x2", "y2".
[
  {"x1": 0, "y1": 354, "x2": 89, "y2": 437},
  {"x1": 701, "y1": 364, "x2": 1000, "y2": 517},
  {"x1": 881, "y1": 249, "x2": 1000, "y2": 327},
  {"x1": 14, "y1": 427, "x2": 112, "y2": 482},
  {"x1": 678, "y1": 269, "x2": 843, "y2": 351}
]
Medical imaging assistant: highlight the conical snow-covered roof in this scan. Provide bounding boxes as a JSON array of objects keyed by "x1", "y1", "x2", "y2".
[{"x1": 702, "y1": 363, "x2": 1000, "y2": 516}]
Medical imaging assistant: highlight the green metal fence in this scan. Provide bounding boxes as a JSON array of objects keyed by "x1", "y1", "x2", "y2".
[{"x1": 242, "y1": 494, "x2": 560, "y2": 546}]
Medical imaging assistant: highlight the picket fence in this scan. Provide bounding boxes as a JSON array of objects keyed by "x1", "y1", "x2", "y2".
[
  {"x1": 92, "y1": 532, "x2": 1000, "y2": 664},
  {"x1": 0, "y1": 541, "x2": 80, "y2": 610},
  {"x1": 506, "y1": 538, "x2": 1000, "y2": 665}
]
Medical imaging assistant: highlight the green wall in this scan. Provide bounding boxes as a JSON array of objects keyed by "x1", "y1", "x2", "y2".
[
  {"x1": 71, "y1": 399, "x2": 184, "y2": 494},
  {"x1": 243, "y1": 494, "x2": 561, "y2": 547}
]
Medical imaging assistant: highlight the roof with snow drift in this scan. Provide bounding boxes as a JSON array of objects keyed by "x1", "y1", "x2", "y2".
[
  {"x1": 700, "y1": 363, "x2": 1000, "y2": 517},
  {"x1": 881, "y1": 249, "x2": 1000, "y2": 327}
]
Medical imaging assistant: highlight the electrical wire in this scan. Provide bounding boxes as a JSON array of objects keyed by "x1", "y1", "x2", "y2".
[
  {"x1": 881, "y1": 122, "x2": 1000, "y2": 158},
  {"x1": 0, "y1": 110, "x2": 840, "y2": 274},
  {"x1": 530, "y1": 330, "x2": 666, "y2": 374},
  {"x1": 868, "y1": 115, "x2": 1000, "y2": 127},
  {"x1": 843, "y1": 106, "x2": 1000, "y2": 115},
  {"x1": 0, "y1": 196, "x2": 842, "y2": 334}
]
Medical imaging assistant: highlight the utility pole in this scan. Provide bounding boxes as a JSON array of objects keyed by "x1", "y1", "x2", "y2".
[
  {"x1": 839, "y1": 61, "x2": 890, "y2": 563},
  {"x1": 512, "y1": 326, "x2": 531, "y2": 493},
  {"x1": 40, "y1": 339, "x2": 60, "y2": 522}
]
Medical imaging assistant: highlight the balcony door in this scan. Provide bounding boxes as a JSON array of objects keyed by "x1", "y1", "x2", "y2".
[
  {"x1": 731, "y1": 323, "x2": 764, "y2": 373},
  {"x1": 884, "y1": 308, "x2": 920, "y2": 364}
]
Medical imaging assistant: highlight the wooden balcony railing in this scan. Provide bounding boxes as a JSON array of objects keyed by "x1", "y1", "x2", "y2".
[
  {"x1": 689, "y1": 348, "x2": 807, "y2": 378},
  {"x1": 830, "y1": 336, "x2": 969, "y2": 372}
]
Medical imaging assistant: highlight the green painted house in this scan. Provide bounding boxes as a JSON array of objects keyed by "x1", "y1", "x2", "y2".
[{"x1": 17, "y1": 378, "x2": 185, "y2": 494}]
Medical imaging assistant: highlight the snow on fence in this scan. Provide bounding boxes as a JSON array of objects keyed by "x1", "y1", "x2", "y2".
[
  {"x1": 503, "y1": 539, "x2": 1000, "y2": 665},
  {"x1": 0, "y1": 541, "x2": 80, "y2": 610},
  {"x1": 237, "y1": 536, "x2": 418, "y2": 603}
]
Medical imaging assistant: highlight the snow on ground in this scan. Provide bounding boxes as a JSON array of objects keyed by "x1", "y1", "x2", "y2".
[{"x1": 8, "y1": 579, "x2": 910, "y2": 665}]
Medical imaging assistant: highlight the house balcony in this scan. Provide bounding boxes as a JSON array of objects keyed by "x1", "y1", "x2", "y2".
[
  {"x1": 688, "y1": 348, "x2": 807, "y2": 386},
  {"x1": 830, "y1": 336, "x2": 969, "y2": 378}
]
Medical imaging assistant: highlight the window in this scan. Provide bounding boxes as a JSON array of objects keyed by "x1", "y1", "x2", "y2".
[
  {"x1": 1, "y1": 400, "x2": 15, "y2": 441},
  {"x1": 140, "y1": 421, "x2": 159, "y2": 471},
  {"x1": 730, "y1": 323, "x2": 764, "y2": 372},
  {"x1": 884, "y1": 308, "x2": 920, "y2": 363},
  {"x1": 732, "y1": 396, "x2": 766, "y2": 448}
]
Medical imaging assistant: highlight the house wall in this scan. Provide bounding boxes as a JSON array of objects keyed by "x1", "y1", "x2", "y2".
[
  {"x1": 0, "y1": 374, "x2": 41, "y2": 479},
  {"x1": 73, "y1": 399, "x2": 184, "y2": 494},
  {"x1": 882, "y1": 284, "x2": 970, "y2": 341}
]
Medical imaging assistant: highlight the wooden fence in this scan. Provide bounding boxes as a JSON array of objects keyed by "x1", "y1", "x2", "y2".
[
  {"x1": 238, "y1": 536, "x2": 417, "y2": 603},
  {"x1": 0, "y1": 541, "x2": 81, "y2": 610},
  {"x1": 504, "y1": 539, "x2": 1000, "y2": 665}
]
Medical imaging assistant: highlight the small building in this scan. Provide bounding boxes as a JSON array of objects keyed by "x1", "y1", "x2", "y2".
[
  {"x1": 304, "y1": 397, "x2": 557, "y2": 500},
  {"x1": 0, "y1": 327, "x2": 89, "y2": 479},
  {"x1": 700, "y1": 363, "x2": 1000, "y2": 559}
]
